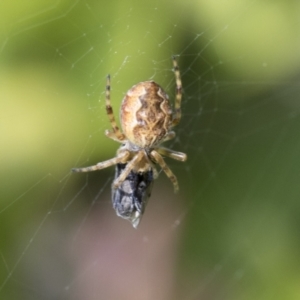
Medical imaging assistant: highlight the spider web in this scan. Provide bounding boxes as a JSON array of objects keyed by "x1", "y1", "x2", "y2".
[{"x1": 1, "y1": 1, "x2": 300, "y2": 299}]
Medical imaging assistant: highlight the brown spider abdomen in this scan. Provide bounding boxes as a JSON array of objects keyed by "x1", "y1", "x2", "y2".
[{"x1": 121, "y1": 81, "x2": 172, "y2": 148}]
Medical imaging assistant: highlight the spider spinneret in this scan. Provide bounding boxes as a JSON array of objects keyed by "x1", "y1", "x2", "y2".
[{"x1": 72, "y1": 56, "x2": 187, "y2": 228}]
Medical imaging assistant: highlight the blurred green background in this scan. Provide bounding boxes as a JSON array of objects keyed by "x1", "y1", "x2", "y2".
[{"x1": 1, "y1": 0, "x2": 300, "y2": 299}]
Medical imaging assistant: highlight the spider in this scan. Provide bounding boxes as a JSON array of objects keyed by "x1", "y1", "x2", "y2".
[{"x1": 72, "y1": 56, "x2": 187, "y2": 227}]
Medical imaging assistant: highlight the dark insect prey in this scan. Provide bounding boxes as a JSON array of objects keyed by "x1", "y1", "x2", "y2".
[{"x1": 112, "y1": 163, "x2": 153, "y2": 228}]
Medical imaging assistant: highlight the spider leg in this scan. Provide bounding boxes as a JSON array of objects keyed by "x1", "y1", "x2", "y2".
[
  {"x1": 152, "y1": 165, "x2": 159, "y2": 179},
  {"x1": 156, "y1": 147, "x2": 187, "y2": 162},
  {"x1": 113, "y1": 151, "x2": 144, "y2": 188},
  {"x1": 105, "y1": 74, "x2": 126, "y2": 141},
  {"x1": 150, "y1": 150, "x2": 179, "y2": 193},
  {"x1": 105, "y1": 129, "x2": 126, "y2": 143},
  {"x1": 171, "y1": 56, "x2": 182, "y2": 128},
  {"x1": 161, "y1": 131, "x2": 176, "y2": 143},
  {"x1": 72, "y1": 150, "x2": 130, "y2": 173}
]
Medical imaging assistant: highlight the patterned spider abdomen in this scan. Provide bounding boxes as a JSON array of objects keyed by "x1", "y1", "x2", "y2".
[
  {"x1": 120, "y1": 81, "x2": 173, "y2": 148},
  {"x1": 112, "y1": 163, "x2": 153, "y2": 228}
]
